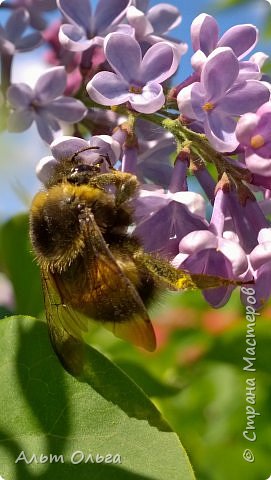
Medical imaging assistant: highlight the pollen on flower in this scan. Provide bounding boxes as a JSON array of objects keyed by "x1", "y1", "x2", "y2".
[
  {"x1": 202, "y1": 102, "x2": 214, "y2": 111},
  {"x1": 250, "y1": 134, "x2": 265, "y2": 149},
  {"x1": 129, "y1": 85, "x2": 143, "y2": 94}
]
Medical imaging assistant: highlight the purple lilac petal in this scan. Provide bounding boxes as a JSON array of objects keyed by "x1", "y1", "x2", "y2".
[
  {"x1": 134, "y1": 188, "x2": 167, "y2": 222},
  {"x1": 15, "y1": 32, "x2": 42, "y2": 51},
  {"x1": 181, "y1": 248, "x2": 235, "y2": 307},
  {"x1": 7, "y1": 109, "x2": 34, "y2": 132},
  {"x1": 146, "y1": 4, "x2": 181, "y2": 34},
  {"x1": 202, "y1": 48, "x2": 239, "y2": 102},
  {"x1": 114, "y1": 24, "x2": 135, "y2": 36},
  {"x1": 104, "y1": 33, "x2": 142, "y2": 84},
  {"x1": 250, "y1": 52, "x2": 269, "y2": 69},
  {"x1": 235, "y1": 113, "x2": 259, "y2": 144},
  {"x1": 87, "y1": 71, "x2": 130, "y2": 105},
  {"x1": 34, "y1": 67, "x2": 66, "y2": 103},
  {"x1": 203, "y1": 284, "x2": 234, "y2": 308},
  {"x1": 129, "y1": 82, "x2": 164, "y2": 113},
  {"x1": 219, "y1": 80, "x2": 270, "y2": 115},
  {"x1": 177, "y1": 83, "x2": 205, "y2": 121},
  {"x1": 225, "y1": 194, "x2": 264, "y2": 253},
  {"x1": 218, "y1": 24, "x2": 258, "y2": 59},
  {"x1": 94, "y1": 0, "x2": 131, "y2": 32},
  {"x1": 257, "y1": 101, "x2": 271, "y2": 116},
  {"x1": 241, "y1": 263, "x2": 271, "y2": 310},
  {"x1": 179, "y1": 230, "x2": 217, "y2": 252},
  {"x1": 88, "y1": 135, "x2": 120, "y2": 163},
  {"x1": 237, "y1": 61, "x2": 261, "y2": 81},
  {"x1": 256, "y1": 112, "x2": 271, "y2": 144},
  {"x1": 47, "y1": 97, "x2": 87, "y2": 121},
  {"x1": 50, "y1": 135, "x2": 120, "y2": 167},
  {"x1": 36, "y1": 155, "x2": 58, "y2": 183},
  {"x1": 135, "y1": 0, "x2": 149, "y2": 11},
  {"x1": 56, "y1": 0, "x2": 92, "y2": 32},
  {"x1": 59, "y1": 24, "x2": 93, "y2": 52},
  {"x1": 191, "y1": 50, "x2": 207, "y2": 72},
  {"x1": 245, "y1": 151, "x2": 271, "y2": 176},
  {"x1": 134, "y1": 202, "x2": 207, "y2": 257},
  {"x1": 140, "y1": 42, "x2": 179, "y2": 83},
  {"x1": 35, "y1": 111, "x2": 60, "y2": 143},
  {"x1": 250, "y1": 242, "x2": 271, "y2": 270},
  {"x1": 7, "y1": 83, "x2": 34, "y2": 107},
  {"x1": 135, "y1": 194, "x2": 208, "y2": 257},
  {"x1": 218, "y1": 237, "x2": 248, "y2": 275},
  {"x1": 258, "y1": 228, "x2": 271, "y2": 243},
  {"x1": 126, "y1": 6, "x2": 153, "y2": 38},
  {"x1": 51, "y1": 136, "x2": 89, "y2": 160},
  {"x1": 205, "y1": 110, "x2": 238, "y2": 152},
  {"x1": 191, "y1": 14, "x2": 219, "y2": 55},
  {"x1": 5, "y1": 8, "x2": 29, "y2": 41}
]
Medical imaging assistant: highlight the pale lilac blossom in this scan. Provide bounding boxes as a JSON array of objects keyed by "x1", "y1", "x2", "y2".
[
  {"x1": 87, "y1": 32, "x2": 179, "y2": 113},
  {"x1": 12, "y1": 0, "x2": 57, "y2": 30},
  {"x1": 7, "y1": 67, "x2": 87, "y2": 143},
  {"x1": 177, "y1": 47, "x2": 270, "y2": 152},
  {"x1": 190, "y1": 13, "x2": 258, "y2": 73},
  {"x1": 57, "y1": 0, "x2": 131, "y2": 52},
  {"x1": 126, "y1": 3, "x2": 187, "y2": 55},
  {"x1": 236, "y1": 102, "x2": 271, "y2": 177},
  {"x1": 0, "y1": 8, "x2": 42, "y2": 55}
]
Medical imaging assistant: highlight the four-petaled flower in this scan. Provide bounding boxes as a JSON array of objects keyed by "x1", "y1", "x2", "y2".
[
  {"x1": 7, "y1": 67, "x2": 87, "y2": 143},
  {"x1": 236, "y1": 101, "x2": 271, "y2": 176},
  {"x1": 87, "y1": 32, "x2": 179, "y2": 113},
  {"x1": 0, "y1": 8, "x2": 42, "y2": 55},
  {"x1": 57, "y1": 0, "x2": 131, "y2": 51},
  {"x1": 177, "y1": 47, "x2": 270, "y2": 152}
]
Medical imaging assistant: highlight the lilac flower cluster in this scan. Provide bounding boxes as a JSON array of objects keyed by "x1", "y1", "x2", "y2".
[{"x1": 1, "y1": 1, "x2": 271, "y2": 309}]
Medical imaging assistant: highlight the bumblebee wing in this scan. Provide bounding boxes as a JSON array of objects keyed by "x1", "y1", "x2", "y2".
[
  {"x1": 42, "y1": 211, "x2": 156, "y2": 353},
  {"x1": 41, "y1": 270, "x2": 87, "y2": 375},
  {"x1": 78, "y1": 213, "x2": 156, "y2": 351}
]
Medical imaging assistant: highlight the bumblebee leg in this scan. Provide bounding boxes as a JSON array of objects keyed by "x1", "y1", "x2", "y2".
[
  {"x1": 89, "y1": 171, "x2": 139, "y2": 205},
  {"x1": 133, "y1": 251, "x2": 248, "y2": 290}
]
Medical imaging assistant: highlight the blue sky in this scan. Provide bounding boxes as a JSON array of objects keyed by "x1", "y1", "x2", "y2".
[{"x1": 0, "y1": 0, "x2": 270, "y2": 220}]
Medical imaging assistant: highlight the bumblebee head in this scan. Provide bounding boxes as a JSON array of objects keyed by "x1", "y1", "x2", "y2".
[{"x1": 46, "y1": 147, "x2": 113, "y2": 187}]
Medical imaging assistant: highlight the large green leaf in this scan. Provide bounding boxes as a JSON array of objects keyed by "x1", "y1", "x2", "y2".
[
  {"x1": 0, "y1": 215, "x2": 43, "y2": 315},
  {"x1": 0, "y1": 316, "x2": 195, "y2": 480}
]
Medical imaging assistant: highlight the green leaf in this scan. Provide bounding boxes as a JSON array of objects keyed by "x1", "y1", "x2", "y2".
[
  {"x1": 0, "y1": 316, "x2": 195, "y2": 480},
  {"x1": 0, "y1": 215, "x2": 43, "y2": 315},
  {"x1": 114, "y1": 360, "x2": 180, "y2": 398}
]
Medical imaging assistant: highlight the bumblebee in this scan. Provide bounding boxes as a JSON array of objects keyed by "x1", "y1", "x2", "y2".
[{"x1": 30, "y1": 148, "x2": 241, "y2": 374}]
